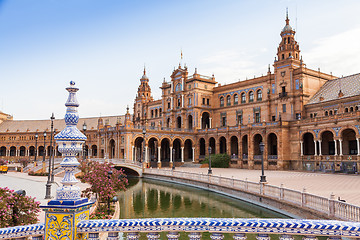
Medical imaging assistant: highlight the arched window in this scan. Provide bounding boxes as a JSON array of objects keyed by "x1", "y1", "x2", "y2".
[
  {"x1": 241, "y1": 93, "x2": 246, "y2": 103},
  {"x1": 151, "y1": 110, "x2": 154, "y2": 118},
  {"x1": 345, "y1": 108, "x2": 349, "y2": 113},
  {"x1": 356, "y1": 106, "x2": 359, "y2": 111},
  {"x1": 234, "y1": 94, "x2": 238, "y2": 105},
  {"x1": 329, "y1": 110, "x2": 333, "y2": 115},
  {"x1": 257, "y1": 90, "x2": 262, "y2": 101},
  {"x1": 249, "y1": 91, "x2": 254, "y2": 102},
  {"x1": 325, "y1": 111, "x2": 328, "y2": 116},
  {"x1": 220, "y1": 97, "x2": 224, "y2": 107},
  {"x1": 350, "y1": 107, "x2": 354, "y2": 112},
  {"x1": 159, "y1": 108, "x2": 162, "y2": 116},
  {"x1": 226, "y1": 95, "x2": 231, "y2": 106},
  {"x1": 155, "y1": 109, "x2": 158, "y2": 118},
  {"x1": 310, "y1": 113, "x2": 313, "y2": 118}
]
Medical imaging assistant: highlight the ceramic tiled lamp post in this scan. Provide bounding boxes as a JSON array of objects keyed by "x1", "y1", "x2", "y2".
[{"x1": 41, "y1": 81, "x2": 93, "y2": 240}]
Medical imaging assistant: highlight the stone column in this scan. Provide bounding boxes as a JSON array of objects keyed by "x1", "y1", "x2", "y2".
[
  {"x1": 339, "y1": 139, "x2": 343, "y2": 156},
  {"x1": 357, "y1": 138, "x2": 360, "y2": 156},
  {"x1": 209, "y1": 118, "x2": 212, "y2": 128},
  {"x1": 181, "y1": 147, "x2": 184, "y2": 162},
  {"x1": 318, "y1": 140, "x2": 322, "y2": 156},
  {"x1": 132, "y1": 146, "x2": 135, "y2": 162},
  {"x1": 145, "y1": 146, "x2": 148, "y2": 163},
  {"x1": 157, "y1": 146, "x2": 161, "y2": 163},
  {"x1": 334, "y1": 140, "x2": 337, "y2": 156},
  {"x1": 192, "y1": 147, "x2": 195, "y2": 162},
  {"x1": 181, "y1": 95, "x2": 184, "y2": 108},
  {"x1": 314, "y1": 140, "x2": 318, "y2": 156},
  {"x1": 170, "y1": 147, "x2": 173, "y2": 163},
  {"x1": 300, "y1": 141, "x2": 303, "y2": 156}
]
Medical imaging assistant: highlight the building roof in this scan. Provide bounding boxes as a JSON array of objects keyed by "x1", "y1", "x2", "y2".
[
  {"x1": 307, "y1": 73, "x2": 360, "y2": 105},
  {"x1": 0, "y1": 115, "x2": 125, "y2": 133}
]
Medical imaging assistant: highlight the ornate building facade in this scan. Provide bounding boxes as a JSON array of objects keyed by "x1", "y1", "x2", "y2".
[{"x1": 1, "y1": 15, "x2": 360, "y2": 172}]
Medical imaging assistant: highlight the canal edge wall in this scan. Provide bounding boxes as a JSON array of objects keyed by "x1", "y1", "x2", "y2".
[{"x1": 143, "y1": 173, "x2": 331, "y2": 220}]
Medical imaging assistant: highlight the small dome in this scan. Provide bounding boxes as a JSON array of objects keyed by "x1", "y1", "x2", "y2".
[
  {"x1": 282, "y1": 24, "x2": 292, "y2": 32},
  {"x1": 141, "y1": 74, "x2": 148, "y2": 80}
]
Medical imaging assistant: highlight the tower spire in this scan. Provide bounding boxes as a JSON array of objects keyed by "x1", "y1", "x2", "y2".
[
  {"x1": 144, "y1": 64, "x2": 146, "y2": 75},
  {"x1": 286, "y1": 8, "x2": 289, "y2": 25}
]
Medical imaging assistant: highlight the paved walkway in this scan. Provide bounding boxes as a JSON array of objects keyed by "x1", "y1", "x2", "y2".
[
  {"x1": 0, "y1": 172, "x2": 90, "y2": 223},
  {"x1": 1, "y1": 168, "x2": 359, "y2": 223},
  {"x1": 174, "y1": 168, "x2": 360, "y2": 207}
]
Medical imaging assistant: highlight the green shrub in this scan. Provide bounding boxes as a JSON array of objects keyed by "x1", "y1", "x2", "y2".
[{"x1": 202, "y1": 154, "x2": 230, "y2": 168}]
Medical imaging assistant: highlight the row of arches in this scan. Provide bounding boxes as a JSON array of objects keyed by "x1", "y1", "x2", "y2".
[
  {"x1": 133, "y1": 137, "x2": 194, "y2": 166},
  {"x1": 198, "y1": 133, "x2": 278, "y2": 158},
  {"x1": 302, "y1": 128, "x2": 358, "y2": 156},
  {"x1": 0, "y1": 145, "x2": 100, "y2": 158}
]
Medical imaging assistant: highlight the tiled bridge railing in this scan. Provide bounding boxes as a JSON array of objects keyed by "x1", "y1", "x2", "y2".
[
  {"x1": 2, "y1": 218, "x2": 360, "y2": 240},
  {"x1": 77, "y1": 218, "x2": 360, "y2": 240},
  {"x1": 144, "y1": 169, "x2": 360, "y2": 222}
]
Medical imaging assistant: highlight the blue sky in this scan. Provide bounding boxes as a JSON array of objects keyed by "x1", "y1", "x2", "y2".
[{"x1": 1, "y1": 0, "x2": 360, "y2": 120}]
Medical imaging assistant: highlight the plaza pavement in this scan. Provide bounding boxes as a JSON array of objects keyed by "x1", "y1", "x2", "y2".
[
  {"x1": 1, "y1": 168, "x2": 359, "y2": 224},
  {"x1": 0, "y1": 172, "x2": 90, "y2": 223},
  {"x1": 174, "y1": 167, "x2": 360, "y2": 207}
]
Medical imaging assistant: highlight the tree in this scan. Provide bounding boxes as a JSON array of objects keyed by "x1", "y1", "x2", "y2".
[
  {"x1": 81, "y1": 161, "x2": 128, "y2": 203},
  {"x1": 0, "y1": 187, "x2": 40, "y2": 228}
]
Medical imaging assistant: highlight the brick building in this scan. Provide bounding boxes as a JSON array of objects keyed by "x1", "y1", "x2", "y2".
[{"x1": 1, "y1": 15, "x2": 360, "y2": 173}]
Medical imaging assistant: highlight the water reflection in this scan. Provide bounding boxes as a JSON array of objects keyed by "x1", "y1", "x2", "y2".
[{"x1": 118, "y1": 178, "x2": 288, "y2": 219}]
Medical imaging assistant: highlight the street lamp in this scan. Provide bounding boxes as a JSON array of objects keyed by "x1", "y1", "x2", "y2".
[
  {"x1": 142, "y1": 128, "x2": 146, "y2": 165},
  {"x1": 51, "y1": 129, "x2": 56, "y2": 183},
  {"x1": 83, "y1": 122, "x2": 87, "y2": 161},
  {"x1": 43, "y1": 131, "x2": 47, "y2": 162},
  {"x1": 259, "y1": 141, "x2": 266, "y2": 183},
  {"x1": 34, "y1": 133, "x2": 38, "y2": 162},
  {"x1": 172, "y1": 148, "x2": 175, "y2": 170},
  {"x1": 208, "y1": 147, "x2": 212, "y2": 175},
  {"x1": 45, "y1": 113, "x2": 55, "y2": 199},
  {"x1": 107, "y1": 170, "x2": 113, "y2": 216}
]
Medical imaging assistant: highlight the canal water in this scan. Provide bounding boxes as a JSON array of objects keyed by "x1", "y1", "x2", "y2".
[{"x1": 118, "y1": 178, "x2": 288, "y2": 219}]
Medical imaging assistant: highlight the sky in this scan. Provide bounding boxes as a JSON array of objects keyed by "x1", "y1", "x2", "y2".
[{"x1": 1, "y1": 0, "x2": 360, "y2": 120}]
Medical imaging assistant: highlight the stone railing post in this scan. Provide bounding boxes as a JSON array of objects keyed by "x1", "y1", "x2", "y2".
[
  {"x1": 245, "y1": 178, "x2": 248, "y2": 191},
  {"x1": 107, "y1": 232, "x2": 118, "y2": 240},
  {"x1": 279, "y1": 235, "x2": 294, "y2": 240},
  {"x1": 188, "y1": 232, "x2": 202, "y2": 240},
  {"x1": 127, "y1": 232, "x2": 140, "y2": 240},
  {"x1": 329, "y1": 193, "x2": 335, "y2": 218},
  {"x1": 302, "y1": 187, "x2": 307, "y2": 207},
  {"x1": 210, "y1": 233, "x2": 224, "y2": 240},
  {"x1": 280, "y1": 184, "x2": 284, "y2": 200},
  {"x1": 88, "y1": 233, "x2": 100, "y2": 240},
  {"x1": 233, "y1": 233, "x2": 247, "y2": 240},
  {"x1": 256, "y1": 234, "x2": 270, "y2": 240},
  {"x1": 146, "y1": 232, "x2": 160, "y2": 240},
  {"x1": 166, "y1": 232, "x2": 180, "y2": 240}
]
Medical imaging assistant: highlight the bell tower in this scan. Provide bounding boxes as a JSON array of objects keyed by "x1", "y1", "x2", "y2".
[
  {"x1": 134, "y1": 67, "x2": 153, "y2": 126},
  {"x1": 272, "y1": 11, "x2": 303, "y2": 121},
  {"x1": 276, "y1": 11, "x2": 300, "y2": 63}
]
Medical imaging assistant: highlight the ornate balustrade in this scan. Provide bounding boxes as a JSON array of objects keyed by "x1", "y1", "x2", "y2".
[
  {"x1": 0, "y1": 223, "x2": 44, "y2": 240},
  {"x1": 144, "y1": 169, "x2": 360, "y2": 222},
  {"x1": 74, "y1": 218, "x2": 360, "y2": 240}
]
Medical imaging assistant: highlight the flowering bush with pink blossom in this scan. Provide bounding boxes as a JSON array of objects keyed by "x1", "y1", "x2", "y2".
[
  {"x1": 80, "y1": 161, "x2": 128, "y2": 204},
  {"x1": 0, "y1": 187, "x2": 40, "y2": 228}
]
